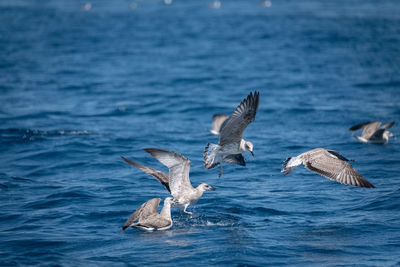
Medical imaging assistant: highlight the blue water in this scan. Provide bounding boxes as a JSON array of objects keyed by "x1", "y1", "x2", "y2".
[{"x1": 1, "y1": 0, "x2": 400, "y2": 266}]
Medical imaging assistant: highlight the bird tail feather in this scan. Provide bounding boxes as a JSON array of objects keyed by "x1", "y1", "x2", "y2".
[{"x1": 204, "y1": 143, "x2": 220, "y2": 169}]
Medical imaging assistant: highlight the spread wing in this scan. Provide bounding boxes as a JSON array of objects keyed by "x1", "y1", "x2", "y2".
[
  {"x1": 219, "y1": 91, "x2": 259, "y2": 146},
  {"x1": 121, "y1": 198, "x2": 160, "y2": 232},
  {"x1": 368, "y1": 121, "x2": 394, "y2": 141},
  {"x1": 121, "y1": 156, "x2": 170, "y2": 193},
  {"x1": 349, "y1": 121, "x2": 381, "y2": 139},
  {"x1": 381, "y1": 121, "x2": 395, "y2": 129},
  {"x1": 144, "y1": 148, "x2": 192, "y2": 198},
  {"x1": 304, "y1": 150, "x2": 375, "y2": 188},
  {"x1": 209, "y1": 114, "x2": 229, "y2": 135},
  {"x1": 223, "y1": 154, "x2": 246, "y2": 166}
]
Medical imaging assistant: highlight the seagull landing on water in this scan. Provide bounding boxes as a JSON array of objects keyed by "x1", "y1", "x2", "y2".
[
  {"x1": 204, "y1": 91, "x2": 259, "y2": 177},
  {"x1": 208, "y1": 114, "x2": 229, "y2": 135},
  {"x1": 349, "y1": 121, "x2": 395, "y2": 144},
  {"x1": 281, "y1": 148, "x2": 375, "y2": 188},
  {"x1": 121, "y1": 197, "x2": 174, "y2": 232},
  {"x1": 121, "y1": 148, "x2": 215, "y2": 215}
]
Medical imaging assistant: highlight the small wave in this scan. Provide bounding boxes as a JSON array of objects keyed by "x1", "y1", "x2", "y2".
[
  {"x1": 0, "y1": 128, "x2": 92, "y2": 143},
  {"x1": 45, "y1": 190, "x2": 94, "y2": 200},
  {"x1": 354, "y1": 81, "x2": 400, "y2": 88},
  {"x1": 12, "y1": 176, "x2": 34, "y2": 182},
  {"x1": 252, "y1": 207, "x2": 288, "y2": 216},
  {"x1": 350, "y1": 189, "x2": 400, "y2": 211},
  {"x1": 205, "y1": 221, "x2": 235, "y2": 227}
]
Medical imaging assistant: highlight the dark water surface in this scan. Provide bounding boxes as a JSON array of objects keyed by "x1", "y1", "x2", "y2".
[{"x1": 1, "y1": 0, "x2": 400, "y2": 266}]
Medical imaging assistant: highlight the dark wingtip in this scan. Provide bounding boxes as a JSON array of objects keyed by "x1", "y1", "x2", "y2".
[
  {"x1": 143, "y1": 148, "x2": 165, "y2": 159},
  {"x1": 143, "y1": 148, "x2": 154, "y2": 154},
  {"x1": 282, "y1": 157, "x2": 291, "y2": 170},
  {"x1": 251, "y1": 90, "x2": 260, "y2": 110},
  {"x1": 349, "y1": 121, "x2": 372, "y2": 131},
  {"x1": 383, "y1": 121, "x2": 394, "y2": 129},
  {"x1": 364, "y1": 181, "x2": 376, "y2": 188}
]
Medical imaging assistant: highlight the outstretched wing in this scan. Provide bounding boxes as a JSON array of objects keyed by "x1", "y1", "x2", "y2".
[
  {"x1": 121, "y1": 198, "x2": 161, "y2": 232},
  {"x1": 219, "y1": 91, "x2": 259, "y2": 146},
  {"x1": 304, "y1": 149, "x2": 375, "y2": 188},
  {"x1": 381, "y1": 121, "x2": 395, "y2": 129},
  {"x1": 368, "y1": 121, "x2": 395, "y2": 141},
  {"x1": 349, "y1": 121, "x2": 381, "y2": 140},
  {"x1": 121, "y1": 156, "x2": 170, "y2": 193},
  {"x1": 144, "y1": 148, "x2": 192, "y2": 197},
  {"x1": 209, "y1": 114, "x2": 229, "y2": 135}
]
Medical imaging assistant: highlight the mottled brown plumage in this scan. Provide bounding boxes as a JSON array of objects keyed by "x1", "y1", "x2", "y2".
[{"x1": 282, "y1": 148, "x2": 375, "y2": 188}]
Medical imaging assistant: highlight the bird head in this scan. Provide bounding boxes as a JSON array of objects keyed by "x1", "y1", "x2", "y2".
[
  {"x1": 164, "y1": 197, "x2": 174, "y2": 205},
  {"x1": 245, "y1": 141, "x2": 254, "y2": 156},
  {"x1": 198, "y1": 183, "x2": 216, "y2": 192}
]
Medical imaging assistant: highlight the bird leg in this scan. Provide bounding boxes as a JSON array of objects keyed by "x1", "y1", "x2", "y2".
[
  {"x1": 283, "y1": 168, "x2": 293, "y2": 176},
  {"x1": 183, "y1": 204, "x2": 192, "y2": 215},
  {"x1": 219, "y1": 164, "x2": 223, "y2": 177}
]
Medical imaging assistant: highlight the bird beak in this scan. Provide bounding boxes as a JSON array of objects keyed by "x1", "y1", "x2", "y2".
[
  {"x1": 209, "y1": 186, "x2": 216, "y2": 191},
  {"x1": 250, "y1": 150, "x2": 254, "y2": 157}
]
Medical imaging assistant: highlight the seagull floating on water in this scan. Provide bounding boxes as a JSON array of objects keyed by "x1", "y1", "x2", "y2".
[
  {"x1": 204, "y1": 91, "x2": 259, "y2": 177},
  {"x1": 209, "y1": 114, "x2": 229, "y2": 135},
  {"x1": 349, "y1": 121, "x2": 395, "y2": 143},
  {"x1": 281, "y1": 148, "x2": 375, "y2": 188},
  {"x1": 122, "y1": 148, "x2": 215, "y2": 215},
  {"x1": 121, "y1": 197, "x2": 174, "y2": 232}
]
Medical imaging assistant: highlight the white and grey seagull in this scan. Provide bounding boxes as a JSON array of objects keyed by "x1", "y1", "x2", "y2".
[
  {"x1": 121, "y1": 197, "x2": 174, "y2": 232},
  {"x1": 281, "y1": 148, "x2": 375, "y2": 188},
  {"x1": 204, "y1": 91, "x2": 259, "y2": 177},
  {"x1": 122, "y1": 148, "x2": 215, "y2": 215},
  {"x1": 208, "y1": 114, "x2": 229, "y2": 135},
  {"x1": 349, "y1": 121, "x2": 395, "y2": 144}
]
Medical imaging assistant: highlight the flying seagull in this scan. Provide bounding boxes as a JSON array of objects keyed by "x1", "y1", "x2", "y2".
[
  {"x1": 121, "y1": 197, "x2": 174, "y2": 232},
  {"x1": 204, "y1": 91, "x2": 259, "y2": 177},
  {"x1": 208, "y1": 114, "x2": 229, "y2": 135},
  {"x1": 349, "y1": 121, "x2": 395, "y2": 143},
  {"x1": 122, "y1": 148, "x2": 215, "y2": 215},
  {"x1": 281, "y1": 148, "x2": 375, "y2": 188}
]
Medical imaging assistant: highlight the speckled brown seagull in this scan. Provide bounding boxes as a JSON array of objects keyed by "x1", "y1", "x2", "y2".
[
  {"x1": 121, "y1": 197, "x2": 174, "y2": 232},
  {"x1": 281, "y1": 148, "x2": 375, "y2": 188},
  {"x1": 204, "y1": 91, "x2": 259, "y2": 177},
  {"x1": 349, "y1": 121, "x2": 395, "y2": 143},
  {"x1": 122, "y1": 148, "x2": 215, "y2": 215}
]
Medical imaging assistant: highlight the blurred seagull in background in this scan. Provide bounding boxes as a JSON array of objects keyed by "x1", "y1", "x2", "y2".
[
  {"x1": 208, "y1": 114, "x2": 229, "y2": 135},
  {"x1": 349, "y1": 121, "x2": 395, "y2": 143},
  {"x1": 204, "y1": 91, "x2": 259, "y2": 177},
  {"x1": 281, "y1": 148, "x2": 375, "y2": 188},
  {"x1": 122, "y1": 148, "x2": 215, "y2": 215},
  {"x1": 121, "y1": 197, "x2": 173, "y2": 232}
]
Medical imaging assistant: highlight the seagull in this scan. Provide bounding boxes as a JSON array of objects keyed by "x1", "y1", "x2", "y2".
[
  {"x1": 121, "y1": 197, "x2": 174, "y2": 232},
  {"x1": 208, "y1": 114, "x2": 229, "y2": 135},
  {"x1": 204, "y1": 91, "x2": 259, "y2": 177},
  {"x1": 349, "y1": 121, "x2": 395, "y2": 143},
  {"x1": 281, "y1": 148, "x2": 375, "y2": 188},
  {"x1": 121, "y1": 148, "x2": 215, "y2": 215}
]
